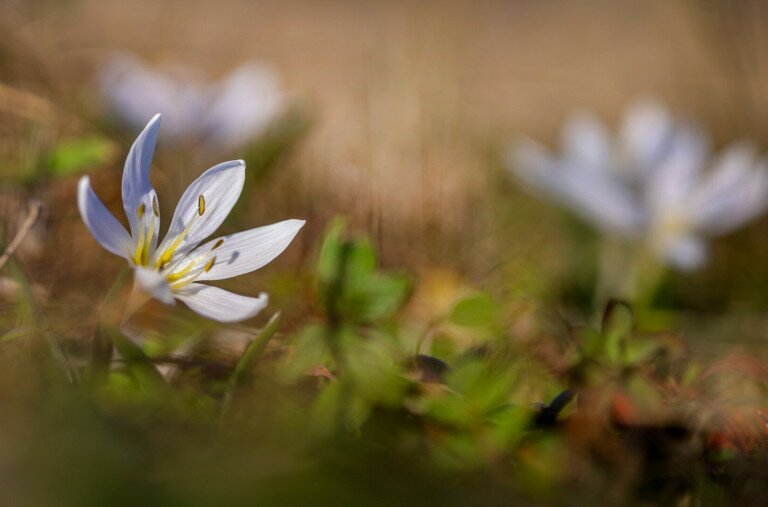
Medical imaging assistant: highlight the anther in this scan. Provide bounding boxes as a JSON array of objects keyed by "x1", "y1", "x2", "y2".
[
  {"x1": 211, "y1": 238, "x2": 224, "y2": 250},
  {"x1": 204, "y1": 256, "x2": 216, "y2": 273},
  {"x1": 152, "y1": 196, "x2": 160, "y2": 217},
  {"x1": 137, "y1": 203, "x2": 146, "y2": 219},
  {"x1": 198, "y1": 195, "x2": 205, "y2": 216}
]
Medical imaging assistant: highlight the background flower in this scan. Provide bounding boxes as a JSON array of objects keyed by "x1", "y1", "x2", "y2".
[
  {"x1": 508, "y1": 100, "x2": 768, "y2": 271},
  {"x1": 100, "y1": 54, "x2": 284, "y2": 150}
]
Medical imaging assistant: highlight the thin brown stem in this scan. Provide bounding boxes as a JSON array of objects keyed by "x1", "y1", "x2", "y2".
[{"x1": 0, "y1": 200, "x2": 42, "y2": 271}]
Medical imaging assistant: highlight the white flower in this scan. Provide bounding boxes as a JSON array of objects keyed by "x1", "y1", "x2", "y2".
[
  {"x1": 100, "y1": 54, "x2": 284, "y2": 149},
  {"x1": 77, "y1": 114, "x2": 305, "y2": 322},
  {"x1": 508, "y1": 100, "x2": 768, "y2": 271}
]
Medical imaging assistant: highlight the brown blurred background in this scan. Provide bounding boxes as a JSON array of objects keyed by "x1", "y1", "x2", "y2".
[{"x1": 2, "y1": 0, "x2": 768, "y2": 353}]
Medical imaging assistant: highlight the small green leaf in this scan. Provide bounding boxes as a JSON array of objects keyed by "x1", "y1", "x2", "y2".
[
  {"x1": 221, "y1": 311, "x2": 281, "y2": 411},
  {"x1": 450, "y1": 293, "x2": 498, "y2": 328},
  {"x1": 600, "y1": 299, "x2": 633, "y2": 364},
  {"x1": 624, "y1": 339, "x2": 660, "y2": 365},
  {"x1": 108, "y1": 328, "x2": 166, "y2": 392},
  {"x1": 317, "y1": 218, "x2": 346, "y2": 287},
  {"x1": 279, "y1": 323, "x2": 331, "y2": 382},
  {"x1": 316, "y1": 218, "x2": 348, "y2": 321},
  {"x1": 315, "y1": 218, "x2": 410, "y2": 324},
  {"x1": 344, "y1": 237, "x2": 377, "y2": 279},
  {"x1": 348, "y1": 273, "x2": 410, "y2": 322},
  {"x1": 47, "y1": 135, "x2": 116, "y2": 177}
]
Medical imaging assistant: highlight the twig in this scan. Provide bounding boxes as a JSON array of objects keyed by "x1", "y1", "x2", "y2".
[{"x1": 0, "y1": 200, "x2": 42, "y2": 271}]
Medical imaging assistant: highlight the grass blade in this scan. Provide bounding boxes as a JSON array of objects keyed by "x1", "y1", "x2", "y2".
[
  {"x1": 221, "y1": 311, "x2": 281, "y2": 413},
  {"x1": 108, "y1": 327, "x2": 166, "y2": 392}
]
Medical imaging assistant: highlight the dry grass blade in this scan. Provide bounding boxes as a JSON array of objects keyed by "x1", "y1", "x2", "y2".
[{"x1": 0, "y1": 200, "x2": 42, "y2": 271}]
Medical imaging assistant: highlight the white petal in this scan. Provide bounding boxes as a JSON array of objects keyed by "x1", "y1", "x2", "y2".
[
  {"x1": 509, "y1": 139, "x2": 644, "y2": 236},
  {"x1": 122, "y1": 114, "x2": 161, "y2": 250},
  {"x1": 619, "y1": 99, "x2": 673, "y2": 178},
  {"x1": 561, "y1": 112, "x2": 611, "y2": 174},
  {"x1": 194, "y1": 219, "x2": 305, "y2": 281},
  {"x1": 692, "y1": 144, "x2": 768, "y2": 234},
  {"x1": 77, "y1": 176, "x2": 134, "y2": 260},
  {"x1": 203, "y1": 63, "x2": 284, "y2": 148},
  {"x1": 507, "y1": 138, "x2": 558, "y2": 190},
  {"x1": 175, "y1": 284, "x2": 268, "y2": 323},
  {"x1": 134, "y1": 267, "x2": 175, "y2": 304},
  {"x1": 559, "y1": 171, "x2": 645, "y2": 236},
  {"x1": 100, "y1": 54, "x2": 207, "y2": 140},
  {"x1": 657, "y1": 235, "x2": 708, "y2": 271},
  {"x1": 154, "y1": 160, "x2": 245, "y2": 263},
  {"x1": 646, "y1": 125, "x2": 709, "y2": 214}
]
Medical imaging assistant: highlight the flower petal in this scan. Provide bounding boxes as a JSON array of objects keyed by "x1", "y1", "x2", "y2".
[
  {"x1": 619, "y1": 99, "x2": 673, "y2": 179},
  {"x1": 175, "y1": 283, "x2": 268, "y2": 323},
  {"x1": 194, "y1": 219, "x2": 305, "y2": 281},
  {"x1": 134, "y1": 267, "x2": 175, "y2": 305},
  {"x1": 77, "y1": 176, "x2": 134, "y2": 260},
  {"x1": 203, "y1": 63, "x2": 284, "y2": 149},
  {"x1": 692, "y1": 144, "x2": 768, "y2": 234},
  {"x1": 509, "y1": 139, "x2": 644, "y2": 236},
  {"x1": 561, "y1": 112, "x2": 611, "y2": 174},
  {"x1": 122, "y1": 113, "x2": 161, "y2": 250},
  {"x1": 656, "y1": 235, "x2": 708, "y2": 272},
  {"x1": 154, "y1": 160, "x2": 246, "y2": 263},
  {"x1": 646, "y1": 124, "x2": 709, "y2": 215},
  {"x1": 100, "y1": 54, "x2": 206, "y2": 140}
]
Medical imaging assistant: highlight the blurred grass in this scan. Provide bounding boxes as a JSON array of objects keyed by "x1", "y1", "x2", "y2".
[{"x1": 0, "y1": 0, "x2": 768, "y2": 504}]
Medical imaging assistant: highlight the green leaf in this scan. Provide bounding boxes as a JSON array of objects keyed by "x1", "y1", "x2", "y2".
[
  {"x1": 449, "y1": 293, "x2": 498, "y2": 328},
  {"x1": 600, "y1": 299, "x2": 633, "y2": 364},
  {"x1": 47, "y1": 135, "x2": 116, "y2": 177},
  {"x1": 344, "y1": 237, "x2": 377, "y2": 279},
  {"x1": 315, "y1": 218, "x2": 410, "y2": 324},
  {"x1": 624, "y1": 339, "x2": 661, "y2": 365},
  {"x1": 221, "y1": 312, "x2": 281, "y2": 411},
  {"x1": 317, "y1": 218, "x2": 346, "y2": 287},
  {"x1": 316, "y1": 218, "x2": 348, "y2": 320},
  {"x1": 279, "y1": 323, "x2": 331, "y2": 382},
  {"x1": 108, "y1": 328, "x2": 166, "y2": 392},
  {"x1": 347, "y1": 274, "x2": 410, "y2": 322},
  {"x1": 90, "y1": 268, "x2": 132, "y2": 387}
]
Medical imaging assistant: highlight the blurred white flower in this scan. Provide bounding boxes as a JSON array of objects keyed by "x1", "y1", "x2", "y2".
[
  {"x1": 100, "y1": 54, "x2": 284, "y2": 150},
  {"x1": 508, "y1": 100, "x2": 768, "y2": 270},
  {"x1": 78, "y1": 114, "x2": 305, "y2": 322}
]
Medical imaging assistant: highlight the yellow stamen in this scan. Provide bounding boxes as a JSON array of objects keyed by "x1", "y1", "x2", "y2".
[
  {"x1": 165, "y1": 261, "x2": 195, "y2": 283},
  {"x1": 154, "y1": 196, "x2": 207, "y2": 270},
  {"x1": 212, "y1": 238, "x2": 224, "y2": 250},
  {"x1": 133, "y1": 227, "x2": 145, "y2": 266},
  {"x1": 153, "y1": 214, "x2": 198, "y2": 269},
  {"x1": 204, "y1": 256, "x2": 216, "y2": 273},
  {"x1": 132, "y1": 204, "x2": 147, "y2": 266},
  {"x1": 132, "y1": 207, "x2": 156, "y2": 267},
  {"x1": 198, "y1": 195, "x2": 205, "y2": 216},
  {"x1": 152, "y1": 196, "x2": 160, "y2": 217},
  {"x1": 140, "y1": 216, "x2": 155, "y2": 266}
]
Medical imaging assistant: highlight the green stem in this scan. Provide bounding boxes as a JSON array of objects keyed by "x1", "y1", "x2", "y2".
[{"x1": 594, "y1": 238, "x2": 666, "y2": 314}]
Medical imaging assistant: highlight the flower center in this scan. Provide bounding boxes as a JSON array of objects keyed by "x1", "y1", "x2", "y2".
[
  {"x1": 132, "y1": 193, "x2": 225, "y2": 291},
  {"x1": 153, "y1": 194, "x2": 206, "y2": 270},
  {"x1": 132, "y1": 196, "x2": 159, "y2": 267}
]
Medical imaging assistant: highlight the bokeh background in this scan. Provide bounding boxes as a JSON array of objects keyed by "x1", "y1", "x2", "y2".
[
  {"x1": 3, "y1": 0, "x2": 768, "y2": 354},
  {"x1": 2, "y1": 1, "x2": 768, "y2": 504}
]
